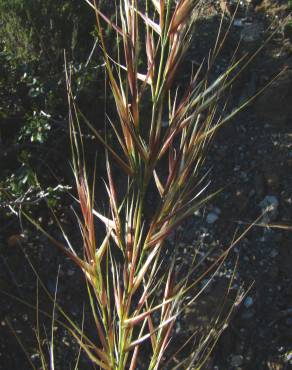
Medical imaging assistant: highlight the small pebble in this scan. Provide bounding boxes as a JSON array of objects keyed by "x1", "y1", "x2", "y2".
[
  {"x1": 230, "y1": 354, "x2": 244, "y2": 367},
  {"x1": 206, "y1": 212, "x2": 219, "y2": 224},
  {"x1": 270, "y1": 249, "x2": 278, "y2": 258},
  {"x1": 244, "y1": 296, "x2": 254, "y2": 308},
  {"x1": 234, "y1": 19, "x2": 243, "y2": 27},
  {"x1": 259, "y1": 195, "x2": 279, "y2": 222}
]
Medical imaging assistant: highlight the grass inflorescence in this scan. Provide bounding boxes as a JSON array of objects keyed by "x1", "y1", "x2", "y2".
[{"x1": 24, "y1": 0, "x2": 257, "y2": 368}]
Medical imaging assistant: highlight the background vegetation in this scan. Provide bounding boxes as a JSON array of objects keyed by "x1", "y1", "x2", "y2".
[{"x1": 0, "y1": 0, "x2": 104, "y2": 208}]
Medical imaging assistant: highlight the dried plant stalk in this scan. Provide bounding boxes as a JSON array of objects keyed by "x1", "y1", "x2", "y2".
[{"x1": 34, "y1": 1, "x2": 253, "y2": 368}]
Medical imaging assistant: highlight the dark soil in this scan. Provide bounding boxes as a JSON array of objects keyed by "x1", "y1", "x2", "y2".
[{"x1": 1, "y1": 1, "x2": 292, "y2": 369}]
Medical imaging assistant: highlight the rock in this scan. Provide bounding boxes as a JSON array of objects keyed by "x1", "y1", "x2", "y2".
[
  {"x1": 230, "y1": 354, "x2": 244, "y2": 367},
  {"x1": 234, "y1": 19, "x2": 243, "y2": 27},
  {"x1": 259, "y1": 195, "x2": 279, "y2": 223},
  {"x1": 206, "y1": 213, "x2": 219, "y2": 225},
  {"x1": 244, "y1": 296, "x2": 254, "y2": 308},
  {"x1": 31, "y1": 353, "x2": 40, "y2": 362},
  {"x1": 269, "y1": 249, "x2": 278, "y2": 258},
  {"x1": 206, "y1": 211, "x2": 219, "y2": 224}
]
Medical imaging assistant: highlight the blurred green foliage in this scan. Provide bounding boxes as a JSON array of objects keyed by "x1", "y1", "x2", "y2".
[
  {"x1": 0, "y1": 0, "x2": 94, "y2": 65},
  {"x1": 0, "y1": 0, "x2": 108, "y2": 209}
]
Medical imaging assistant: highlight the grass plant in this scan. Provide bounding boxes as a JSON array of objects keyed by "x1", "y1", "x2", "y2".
[
  {"x1": 5, "y1": 0, "x2": 267, "y2": 368},
  {"x1": 58, "y1": 1, "x2": 248, "y2": 368}
]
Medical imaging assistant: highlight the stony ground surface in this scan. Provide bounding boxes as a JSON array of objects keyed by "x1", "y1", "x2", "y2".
[
  {"x1": 1, "y1": 0, "x2": 292, "y2": 369},
  {"x1": 178, "y1": 1, "x2": 292, "y2": 369}
]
